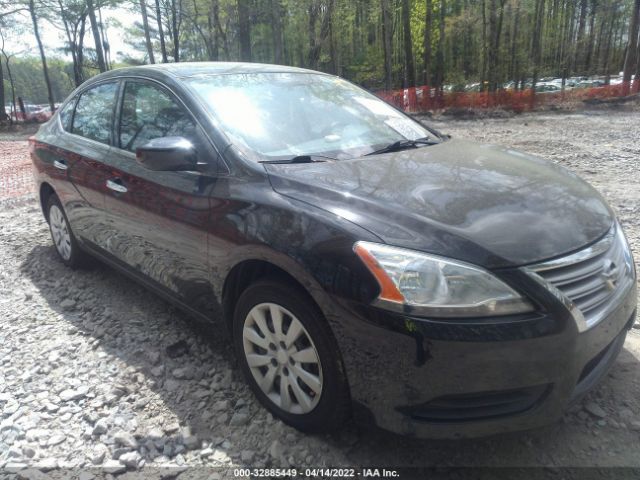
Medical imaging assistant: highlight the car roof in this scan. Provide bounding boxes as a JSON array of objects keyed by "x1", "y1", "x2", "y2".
[{"x1": 91, "y1": 62, "x2": 325, "y2": 82}]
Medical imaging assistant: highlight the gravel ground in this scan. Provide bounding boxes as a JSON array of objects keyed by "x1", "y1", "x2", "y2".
[{"x1": 1, "y1": 111, "x2": 639, "y2": 478}]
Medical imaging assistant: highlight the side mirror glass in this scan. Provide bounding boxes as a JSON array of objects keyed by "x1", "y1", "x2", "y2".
[{"x1": 135, "y1": 136, "x2": 197, "y2": 171}]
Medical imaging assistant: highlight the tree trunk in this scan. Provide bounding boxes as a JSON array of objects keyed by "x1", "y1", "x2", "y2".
[
  {"x1": 487, "y1": 0, "x2": 506, "y2": 92},
  {"x1": 320, "y1": 0, "x2": 334, "y2": 69},
  {"x1": 155, "y1": 0, "x2": 169, "y2": 62},
  {"x1": 494, "y1": 0, "x2": 506, "y2": 89},
  {"x1": 77, "y1": 15, "x2": 86, "y2": 84},
  {"x1": 423, "y1": 0, "x2": 432, "y2": 86},
  {"x1": 329, "y1": 10, "x2": 337, "y2": 74},
  {"x1": 481, "y1": 0, "x2": 487, "y2": 88},
  {"x1": 140, "y1": 0, "x2": 155, "y2": 63},
  {"x1": 592, "y1": 2, "x2": 605, "y2": 75},
  {"x1": 615, "y1": 10, "x2": 626, "y2": 68},
  {"x1": 70, "y1": 22, "x2": 82, "y2": 86},
  {"x1": 401, "y1": 0, "x2": 415, "y2": 87},
  {"x1": 237, "y1": 0, "x2": 251, "y2": 61},
  {"x1": 190, "y1": 0, "x2": 214, "y2": 60},
  {"x1": 622, "y1": 0, "x2": 640, "y2": 88},
  {"x1": 381, "y1": 0, "x2": 393, "y2": 90},
  {"x1": 209, "y1": 0, "x2": 219, "y2": 60},
  {"x1": 307, "y1": 0, "x2": 334, "y2": 71},
  {"x1": 584, "y1": 0, "x2": 597, "y2": 73},
  {"x1": 308, "y1": 2, "x2": 319, "y2": 69},
  {"x1": 602, "y1": 1, "x2": 617, "y2": 83},
  {"x1": 98, "y1": 8, "x2": 110, "y2": 69},
  {"x1": 270, "y1": 0, "x2": 283, "y2": 64},
  {"x1": 435, "y1": 0, "x2": 446, "y2": 90},
  {"x1": 213, "y1": 1, "x2": 230, "y2": 59},
  {"x1": 574, "y1": 0, "x2": 588, "y2": 72},
  {"x1": 510, "y1": 1, "x2": 519, "y2": 86},
  {"x1": 86, "y1": 0, "x2": 106, "y2": 72},
  {"x1": 57, "y1": 0, "x2": 79, "y2": 84},
  {"x1": 18, "y1": 97, "x2": 27, "y2": 121},
  {"x1": 171, "y1": 0, "x2": 180, "y2": 62},
  {"x1": 4, "y1": 53, "x2": 17, "y2": 123},
  {"x1": 0, "y1": 55, "x2": 7, "y2": 122},
  {"x1": 563, "y1": 0, "x2": 576, "y2": 79},
  {"x1": 531, "y1": 0, "x2": 545, "y2": 95},
  {"x1": 29, "y1": 0, "x2": 55, "y2": 112},
  {"x1": 634, "y1": 39, "x2": 640, "y2": 91}
]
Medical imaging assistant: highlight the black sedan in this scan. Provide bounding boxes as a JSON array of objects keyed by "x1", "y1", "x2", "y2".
[{"x1": 30, "y1": 62, "x2": 637, "y2": 438}]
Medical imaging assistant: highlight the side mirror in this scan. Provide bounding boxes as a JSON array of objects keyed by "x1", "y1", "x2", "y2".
[{"x1": 135, "y1": 136, "x2": 197, "y2": 171}]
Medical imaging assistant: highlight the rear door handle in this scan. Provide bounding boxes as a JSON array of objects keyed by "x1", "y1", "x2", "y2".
[
  {"x1": 106, "y1": 179, "x2": 128, "y2": 193},
  {"x1": 53, "y1": 160, "x2": 68, "y2": 170}
]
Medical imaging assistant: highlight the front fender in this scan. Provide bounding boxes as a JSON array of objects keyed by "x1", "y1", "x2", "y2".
[{"x1": 210, "y1": 192, "x2": 382, "y2": 327}]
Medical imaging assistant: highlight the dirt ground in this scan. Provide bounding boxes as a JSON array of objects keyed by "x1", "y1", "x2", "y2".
[{"x1": 0, "y1": 111, "x2": 639, "y2": 479}]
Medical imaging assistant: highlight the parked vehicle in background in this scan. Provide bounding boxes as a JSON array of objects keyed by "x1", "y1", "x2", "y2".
[
  {"x1": 546, "y1": 78, "x2": 576, "y2": 89},
  {"x1": 609, "y1": 75, "x2": 635, "y2": 85},
  {"x1": 534, "y1": 83, "x2": 561, "y2": 93},
  {"x1": 6, "y1": 102, "x2": 53, "y2": 123},
  {"x1": 576, "y1": 80, "x2": 605, "y2": 89},
  {"x1": 30, "y1": 63, "x2": 637, "y2": 438},
  {"x1": 464, "y1": 82, "x2": 482, "y2": 92}
]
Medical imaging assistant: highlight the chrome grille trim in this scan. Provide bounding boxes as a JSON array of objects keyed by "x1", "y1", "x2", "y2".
[
  {"x1": 529, "y1": 227, "x2": 615, "y2": 273},
  {"x1": 524, "y1": 224, "x2": 635, "y2": 331}
]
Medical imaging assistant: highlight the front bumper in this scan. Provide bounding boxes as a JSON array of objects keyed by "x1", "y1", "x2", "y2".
[{"x1": 327, "y1": 276, "x2": 636, "y2": 439}]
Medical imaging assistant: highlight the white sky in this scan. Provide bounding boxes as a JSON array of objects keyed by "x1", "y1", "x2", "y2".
[{"x1": 5, "y1": 7, "x2": 143, "y2": 62}]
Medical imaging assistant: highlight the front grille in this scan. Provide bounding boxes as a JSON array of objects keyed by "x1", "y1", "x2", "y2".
[{"x1": 527, "y1": 224, "x2": 635, "y2": 329}]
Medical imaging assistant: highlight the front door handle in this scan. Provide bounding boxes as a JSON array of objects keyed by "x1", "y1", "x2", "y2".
[
  {"x1": 53, "y1": 160, "x2": 68, "y2": 170},
  {"x1": 106, "y1": 179, "x2": 128, "y2": 193}
]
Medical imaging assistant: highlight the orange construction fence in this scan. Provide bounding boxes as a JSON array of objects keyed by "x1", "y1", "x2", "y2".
[{"x1": 376, "y1": 81, "x2": 640, "y2": 113}]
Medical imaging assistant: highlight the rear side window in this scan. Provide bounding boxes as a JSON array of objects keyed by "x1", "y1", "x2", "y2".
[
  {"x1": 58, "y1": 98, "x2": 75, "y2": 131},
  {"x1": 72, "y1": 82, "x2": 118, "y2": 144},
  {"x1": 119, "y1": 81, "x2": 203, "y2": 153}
]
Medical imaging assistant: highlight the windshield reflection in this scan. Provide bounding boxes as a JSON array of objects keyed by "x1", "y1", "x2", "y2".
[{"x1": 187, "y1": 73, "x2": 437, "y2": 161}]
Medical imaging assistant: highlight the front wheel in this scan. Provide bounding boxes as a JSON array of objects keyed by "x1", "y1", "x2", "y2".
[{"x1": 233, "y1": 279, "x2": 351, "y2": 433}]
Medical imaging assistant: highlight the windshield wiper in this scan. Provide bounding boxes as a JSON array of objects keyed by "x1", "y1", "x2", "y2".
[
  {"x1": 365, "y1": 137, "x2": 439, "y2": 156},
  {"x1": 259, "y1": 154, "x2": 336, "y2": 164}
]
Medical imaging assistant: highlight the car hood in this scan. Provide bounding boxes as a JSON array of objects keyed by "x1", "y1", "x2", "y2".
[{"x1": 265, "y1": 139, "x2": 613, "y2": 268}]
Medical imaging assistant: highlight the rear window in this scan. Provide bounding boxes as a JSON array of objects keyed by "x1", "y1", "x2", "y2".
[
  {"x1": 58, "y1": 99, "x2": 75, "y2": 131},
  {"x1": 72, "y1": 82, "x2": 118, "y2": 145}
]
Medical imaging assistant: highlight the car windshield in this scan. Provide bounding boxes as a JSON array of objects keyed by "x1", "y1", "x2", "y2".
[{"x1": 186, "y1": 72, "x2": 438, "y2": 161}]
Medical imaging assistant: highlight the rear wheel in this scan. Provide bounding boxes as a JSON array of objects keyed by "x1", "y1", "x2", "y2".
[
  {"x1": 233, "y1": 279, "x2": 350, "y2": 433},
  {"x1": 46, "y1": 194, "x2": 92, "y2": 269}
]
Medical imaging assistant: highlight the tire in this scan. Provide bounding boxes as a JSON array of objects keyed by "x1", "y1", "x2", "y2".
[
  {"x1": 233, "y1": 278, "x2": 351, "y2": 433},
  {"x1": 46, "y1": 194, "x2": 92, "y2": 269}
]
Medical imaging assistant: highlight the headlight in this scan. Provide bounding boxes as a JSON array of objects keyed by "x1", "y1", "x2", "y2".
[
  {"x1": 616, "y1": 222, "x2": 635, "y2": 278},
  {"x1": 354, "y1": 241, "x2": 534, "y2": 317}
]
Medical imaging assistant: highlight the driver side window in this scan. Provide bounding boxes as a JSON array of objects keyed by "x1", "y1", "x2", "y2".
[{"x1": 118, "y1": 81, "x2": 210, "y2": 161}]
